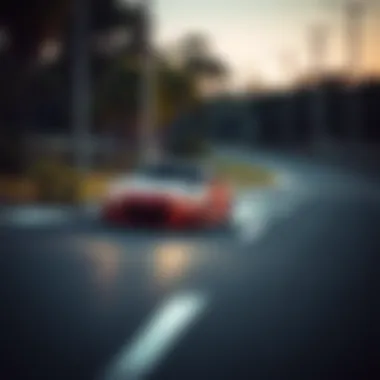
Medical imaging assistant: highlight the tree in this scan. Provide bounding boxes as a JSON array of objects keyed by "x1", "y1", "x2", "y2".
[
  {"x1": 177, "y1": 33, "x2": 228, "y2": 79},
  {"x1": 0, "y1": 0, "x2": 143, "y2": 120},
  {"x1": 0, "y1": 0, "x2": 145, "y2": 171},
  {"x1": 178, "y1": 33, "x2": 211, "y2": 62},
  {"x1": 159, "y1": 33, "x2": 230, "y2": 155},
  {"x1": 95, "y1": 53, "x2": 199, "y2": 139}
]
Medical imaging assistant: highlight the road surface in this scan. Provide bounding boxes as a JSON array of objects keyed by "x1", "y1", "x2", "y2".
[{"x1": 0, "y1": 151, "x2": 379, "y2": 380}]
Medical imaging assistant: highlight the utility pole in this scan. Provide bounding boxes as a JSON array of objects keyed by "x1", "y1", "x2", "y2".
[
  {"x1": 345, "y1": 0, "x2": 365, "y2": 80},
  {"x1": 139, "y1": 0, "x2": 159, "y2": 163},
  {"x1": 280, "y1": 50, "x2": 298, "y2": 148},
  {"x1": 246, "y1": 91, "x2": 262, "y2": 147},
  {"x1": 308, "y1": 23, "x2": 329, "y2": 146},
  {"x1": 71, "y1": 0, "x2": 91, "y2": 173},
  {"x1": 344, "y1": 0, "x2": 366, "y2": 142}
]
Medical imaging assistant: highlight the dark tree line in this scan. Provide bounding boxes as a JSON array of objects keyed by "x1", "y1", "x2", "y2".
[
  {"x1": 0, "y1": 0, "x2": 145, "y2": 171},
  {"x1": 242, "y1": 79, "x2": 380, "y2": 147}
]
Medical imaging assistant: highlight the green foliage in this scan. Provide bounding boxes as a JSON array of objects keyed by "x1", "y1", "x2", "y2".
[
  {"x1": 169, "y1": 136, "x2": 210, "y2": 158},
  {"x1": 28, "y1": 159, "x2": 81, "y2": 203},
  {"x1": 156, "y1": 65, "x2": 200, "y2": 127},
  {"x1": 95, "y1": 56, "x2": 200, "y2": 130},
  {"x1": 95, "y1": 57, "x2": 139, "y2": 122},
  {"x1": 179, "y1": 33, "x2": 228, "y2": 79}
]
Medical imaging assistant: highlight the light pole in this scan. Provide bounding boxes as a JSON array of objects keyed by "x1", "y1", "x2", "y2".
[
  {"x1": 345, "y1": 0, "x2": 365, "y2": 80},
  {"x1": 280, "y1": 50, "x2": 298, "y2": 148},
  {"x1": 344, "y1": 0, "x2": 366, "y2": 142},
  {"x1": 139, "y1": 0, "x2": 159, "y2": 163},
  {"x1": 71, "y1": 0, "x2": 92, "y2": 173},
  {"x1": 308, "y1": 23, "x2": 329, "y2": 146}
]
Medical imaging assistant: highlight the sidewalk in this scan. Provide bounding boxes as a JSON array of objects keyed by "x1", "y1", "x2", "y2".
[
  {"x1": 0, "y1": 172, "x2": 116, "y2": 204},
  {"x1": 0, "y1": 153, "x2": 277, "y2": 205}
]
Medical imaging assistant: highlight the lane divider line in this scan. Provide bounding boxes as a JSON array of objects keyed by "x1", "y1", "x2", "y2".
[{"x1": 101, "y1": 290, "x2": 209, "y2": 380}]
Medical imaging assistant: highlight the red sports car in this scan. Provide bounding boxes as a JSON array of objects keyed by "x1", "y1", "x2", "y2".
[{"x1": 101, "y1": 160, "x2": 233, "y2": 229}]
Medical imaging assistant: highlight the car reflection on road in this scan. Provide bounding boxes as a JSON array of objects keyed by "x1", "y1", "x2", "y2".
[
  {"x1": 72, "y1": 237, "x2": 123, "y2": 303},
  {"x1": 70, "y1": 233, "x2": 221, "y2": 302},
  {"x1": 152, "y1": 242, "x2": 196, "y2": 287}
]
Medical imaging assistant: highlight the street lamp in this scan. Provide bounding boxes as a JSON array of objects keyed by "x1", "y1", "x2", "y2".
[
  {"x1": 141, "y1": 0, "x2": 159, "y2": 162},
  {"x1": 344, "y1": 0, "x2": 367, "y2": 142},
  {"x1": 308, "y1": 23, "x2": 330, "y2": 145},
  {"x1": 279, "y1": 50, "x2": 299, "y2": 147},
  {"x1": 117, "y1": 0, "x2": 159, "y2": 163},
  {"x1": 71, "y1": 0, "x2": 92, "y2": 173}
]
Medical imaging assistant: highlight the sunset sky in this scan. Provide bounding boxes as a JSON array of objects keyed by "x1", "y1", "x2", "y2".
[{"x1": 152, "y1": 0, "x2": 380, "y2": 88}]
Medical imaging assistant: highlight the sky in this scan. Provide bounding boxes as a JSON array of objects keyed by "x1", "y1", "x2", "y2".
[{"x1": 145, "y1": 0, "x2": 379, "y2": 88}]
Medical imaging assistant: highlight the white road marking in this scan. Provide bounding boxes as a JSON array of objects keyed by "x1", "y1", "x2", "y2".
[
  {"x1": 1, "y1": 206, "x2": 73, "y2": 226},
  {"x1": 101, "y1": 291, "x2": 208, "y2": 380},
  {"x1": 232, "y1": 195, "x2": 271, "y2": 243},
  {"x1": 232, "y1": 189, "x2": 305, "y2": 245}
]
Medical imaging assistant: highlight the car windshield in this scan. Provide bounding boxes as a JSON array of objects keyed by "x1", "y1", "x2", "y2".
[{"x1": 137, "y1": 163, "x2": 205, "y2": 183}]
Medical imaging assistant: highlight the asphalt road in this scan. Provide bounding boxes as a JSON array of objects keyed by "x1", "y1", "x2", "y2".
[{"x1": 0, "y1": 154, "x2": 379, "y2": 380}]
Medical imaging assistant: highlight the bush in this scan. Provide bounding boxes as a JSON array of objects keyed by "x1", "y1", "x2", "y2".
[
  {"x1": 169, "y1": 137, "x2": 210, "y2": 158},
  {"x1": 28, "y1": 159, "x2": 81, "y2": 203}
]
